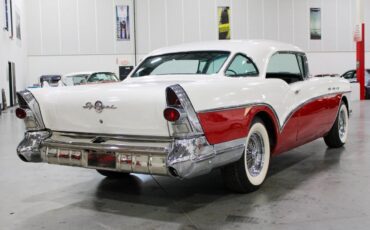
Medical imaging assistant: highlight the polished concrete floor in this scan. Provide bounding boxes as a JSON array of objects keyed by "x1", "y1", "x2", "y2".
[{"x1": 1, "y1": 101, "x2": 370, "y2": 230}]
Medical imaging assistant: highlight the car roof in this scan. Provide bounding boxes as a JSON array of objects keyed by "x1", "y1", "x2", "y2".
[
  {"x1": 62, "y1": 72, "x2": 93, "y2": 78},
  {"x1": 147, "y1": 40, "x2": 304, "y2": 76},
  {"x1": 150, "y1": 40, "x2": 303, "y2": 56}
]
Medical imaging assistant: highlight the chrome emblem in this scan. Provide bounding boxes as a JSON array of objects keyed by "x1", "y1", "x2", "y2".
[{"x1": 83, "y1": 101, "x2": 117, "y2": 113}]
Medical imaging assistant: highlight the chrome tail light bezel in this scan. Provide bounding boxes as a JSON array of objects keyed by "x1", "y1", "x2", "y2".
[
  {"x1": 16, "y1": 90, "x2": 46, "y2": 131},
  {"x1": 165, "y1": 85, "x2": 204, "y2": 138}
]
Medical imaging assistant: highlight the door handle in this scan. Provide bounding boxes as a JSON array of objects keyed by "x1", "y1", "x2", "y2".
[{"x1": 295, "y1": 90, "x2": 300, "y2": 95}]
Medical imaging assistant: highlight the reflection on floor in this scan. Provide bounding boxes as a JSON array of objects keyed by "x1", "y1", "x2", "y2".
[{"x1": 1, "y1": 101, "x2": 370, "y2": 230}]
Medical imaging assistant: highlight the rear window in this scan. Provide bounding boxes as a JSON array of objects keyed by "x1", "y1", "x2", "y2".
[{"x1": 132, "y1": 51, "x2": 230, "y2": 77}]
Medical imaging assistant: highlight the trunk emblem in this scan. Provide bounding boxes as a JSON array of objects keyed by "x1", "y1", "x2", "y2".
[{"x1": 83, "y1": 101, "x2": 117, "y2": 113}]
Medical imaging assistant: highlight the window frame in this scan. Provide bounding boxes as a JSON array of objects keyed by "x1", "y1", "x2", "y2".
[
  {"x1": 267, "y1": 51, "x2": 309, "y2": 82},
  {"x1": 224, "y1": 53, "x2": 259, "y2": 77}
]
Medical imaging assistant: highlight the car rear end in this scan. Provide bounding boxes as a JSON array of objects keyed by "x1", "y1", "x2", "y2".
[{"x1": 15, "y1": 84, "x2": 237, "y2": 179}]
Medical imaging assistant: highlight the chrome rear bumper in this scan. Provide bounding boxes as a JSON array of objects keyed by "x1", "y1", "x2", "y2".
[{"x1": 17, "y1": 131, "x2": 245, "y2": 179}]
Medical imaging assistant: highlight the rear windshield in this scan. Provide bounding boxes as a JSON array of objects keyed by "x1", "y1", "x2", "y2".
[
  {"x1": 87, "y1": 72, "x2": 118, "y2": 83},
  {"x1": 63, "y1": 74, "x2": 89, "y2": 86},
  {"x1": 132, "y1": 51, "x2": 230, "y2": 77}
]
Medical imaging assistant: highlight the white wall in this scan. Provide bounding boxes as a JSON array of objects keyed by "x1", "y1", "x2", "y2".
[
  {"x1": 26, "y1": 0, "x2": 370, "y2": 85},
  {"x1": 0, "y1": 0, "x2": 28, "y2": 106}
]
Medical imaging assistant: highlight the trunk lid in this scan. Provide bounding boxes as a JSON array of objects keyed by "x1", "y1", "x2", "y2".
[{"x1": 30, "y1": 77, "x2": 199, "y2": 136}]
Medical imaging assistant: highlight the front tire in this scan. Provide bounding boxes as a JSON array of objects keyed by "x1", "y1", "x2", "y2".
[
  {"x1": 222, "y1": 118, "x2": 271, "y2": 193},
  {"x1": 324, "y1": 102, "x2": 349, "y2": 148},
  {"x1": 96, "y1": 170, "x2": 130, "y2": 179}
]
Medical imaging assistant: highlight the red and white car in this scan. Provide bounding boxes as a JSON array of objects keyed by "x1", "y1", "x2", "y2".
[{"x1": 16, "y1": 40, "x2": 351, "y2": 193}]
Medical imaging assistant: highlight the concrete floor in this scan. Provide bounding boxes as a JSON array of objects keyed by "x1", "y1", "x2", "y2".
[{"x1": 0, "y1": 101, "x2": 370, "y2": 230}]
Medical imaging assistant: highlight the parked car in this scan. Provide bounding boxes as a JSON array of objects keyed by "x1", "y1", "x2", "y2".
[
  {"x1": 61, "y1": 72, "x2": 119, "y2": 86},
  {"x1": 314, "y1": 73, "x2": 340, "y2": 78},
  {"x1": 341, "y1": 69, "x2": 370, "y2": 98},
  {"x1": 40, "y1": 75, "x2": 62, "y2": 87},
  {"x1": 16, "y1": 40, "x2": 351, "y2": 193}
]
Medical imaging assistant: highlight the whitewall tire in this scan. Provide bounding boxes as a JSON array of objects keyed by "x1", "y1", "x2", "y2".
[
  {"x1": 324, "y1": 102, "x2": 349, "y2": 148},
  {"x1": 222, "y1": 118, "x2": 271, "y2": 193}
]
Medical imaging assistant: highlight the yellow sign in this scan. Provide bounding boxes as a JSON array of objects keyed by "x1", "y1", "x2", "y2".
[{"x1": 218, "y1": 7, "x2": 231, "y2": 40}]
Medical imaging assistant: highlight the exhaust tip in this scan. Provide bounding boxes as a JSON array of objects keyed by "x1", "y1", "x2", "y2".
[
  {"x1": 168, "y1": 167, "x2": 179, "y2": 178},
  {"x1": 17, "y1": 154, "x2": 29, "y2": 162}
]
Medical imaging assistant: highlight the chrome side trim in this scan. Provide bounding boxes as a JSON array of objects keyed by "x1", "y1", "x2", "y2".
[{"x1": 198, "y1": 91, "x2": 351, "y2": 133}]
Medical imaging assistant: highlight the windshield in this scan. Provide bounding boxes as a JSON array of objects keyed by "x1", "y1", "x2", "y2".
[
  {"x1": 87, "y1": 72, "x2": 118, "y2": 83},
  {"x1": 132, "y1": 51, "x2": 230, "y2": 77},
  {"x1": 63, "y1": 74, "x2": 89, "y2": 86}
]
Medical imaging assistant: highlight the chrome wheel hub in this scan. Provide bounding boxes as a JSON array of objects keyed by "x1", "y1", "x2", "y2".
[
  {"x1": 338, "y1": 108, "x2": 347, "y2": 141},
  {"x1": 246, "y1": 132, "x2": 265, "y2": 177}
]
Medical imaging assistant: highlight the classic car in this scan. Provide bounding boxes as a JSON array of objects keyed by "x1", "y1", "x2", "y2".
[
  {"x1": 16, "y1": 40, "x2": 351, "y2": 193},
  {"x1": 40, "y1": 75, "x2": 62, "y2": 87},
  {"x1": 314, "y1": 73, "x2": 340, "y2": 78},
  {"x1": 61, "y1": 72, "x2": 120, "y2": 86},
  {"x1": 341, "y1": 69, "x2": 370, "y2": 99}
]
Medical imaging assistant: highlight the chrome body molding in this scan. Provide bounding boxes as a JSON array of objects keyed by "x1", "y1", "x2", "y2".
[
  {"x1": 198, "y1": 91, "x2": 351, "y2": 133},
  {"x1": 17, "y1": 131, "x2": 246, "y2": 179}
]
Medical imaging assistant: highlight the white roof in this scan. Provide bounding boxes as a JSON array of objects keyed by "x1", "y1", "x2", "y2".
[
  {"x1": 62, "y1": 72, "x2": 93, "y2": 78},
  {"x1": 148, "y1": 40, "x2": 304, "y2": 75},
  {"x1": 151, "y1": 40, "x2": 302, "y2": 55}
]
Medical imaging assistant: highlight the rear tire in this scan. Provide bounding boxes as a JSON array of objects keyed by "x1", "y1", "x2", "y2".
[
  {"x1": 222, "y1": 118, "x2": 271, "y2": 193},
  {"x1": 96, "y1": 170, "x2": 130, "y2": 179},
  {"x1": 324, "y1": 102, "x2": 349, "y2": 148}
]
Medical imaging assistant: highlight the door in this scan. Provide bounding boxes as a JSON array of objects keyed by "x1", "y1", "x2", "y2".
[{"x1": 266, "y1": 52, "x2": 306, "y2": 152}]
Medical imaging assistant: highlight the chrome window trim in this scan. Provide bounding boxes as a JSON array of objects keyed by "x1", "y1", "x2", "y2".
[{"x1": 223, "y1": 52, "x2": 260, "y2": 77}]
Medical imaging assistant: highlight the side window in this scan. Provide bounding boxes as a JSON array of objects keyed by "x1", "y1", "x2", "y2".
[
  {"x1": 297, "y1": 54, "x2": 309, "y2": 79},
  {"x1": 342, "y1": 71, "x2": 353, "y2": 79},
  {"x1": 266, "y1": 53, "x2": 303, "y2": 84},
  {"x1": 225, "y1": 54, "x2": 258, "y2": 77},
  {"x1": 267, "y1": 53, "x2": 300, "y2": 74}
]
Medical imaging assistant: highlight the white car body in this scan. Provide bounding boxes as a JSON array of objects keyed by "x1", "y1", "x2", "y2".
[{"x1": 17, "y1": 40, "x2": 351, "y2": 181}]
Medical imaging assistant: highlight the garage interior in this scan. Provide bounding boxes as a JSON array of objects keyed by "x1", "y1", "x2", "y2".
[{"x1": 1, "y1": 0, "x2": 370, "y2": 229}]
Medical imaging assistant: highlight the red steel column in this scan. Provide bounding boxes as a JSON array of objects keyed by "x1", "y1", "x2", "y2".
[
  {"x1": 356, "y1": 23, "x2": 365, "y2": 100},
  {"x1": 356, "y1": 0, "x2": 365, "y2": 100}
]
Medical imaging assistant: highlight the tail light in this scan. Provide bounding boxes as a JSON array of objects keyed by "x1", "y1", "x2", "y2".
[
  {"x1": 15, "y1": 108, "x2": 27, "y2": 119},
  {"x1": 164, "y1": 85, "x2": 204, "y2": 138},
  {"x1": 164, "y1": 108, "x2": 181, "y2": 122},
  {"x1": 16, "y1": 91, "x2": 45, "y2": 131}
]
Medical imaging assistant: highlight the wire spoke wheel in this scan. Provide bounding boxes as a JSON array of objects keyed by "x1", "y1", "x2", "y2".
[
  {"x1": 246, "y1": 132, "x2": 265, "y2": 177},
  {"x1": 222, "y1": 118, "x2": 271, "y2": 193}
]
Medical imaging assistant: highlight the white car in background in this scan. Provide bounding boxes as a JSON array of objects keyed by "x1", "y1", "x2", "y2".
[{"x1": 61, "y1": 72, "x2": 119, "y2": 86}]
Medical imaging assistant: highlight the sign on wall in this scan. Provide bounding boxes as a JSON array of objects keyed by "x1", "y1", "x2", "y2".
[
  {"x1": 218, "y1": 6, "x2": 230, "y2": 40},
  {"x1": 310, "y1": 8, "x2": 321, "y2": 40},
  {"x1": 15, "y1": 10, "x2": 21, "y2": 40},
  {"x1": 3, "y1": 0, "x2": 9, "y2": 31},
  {"x1": 116, "y1": 5, "x2": 130, "y2": 41}
]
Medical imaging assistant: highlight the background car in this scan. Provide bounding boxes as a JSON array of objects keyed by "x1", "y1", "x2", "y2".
[
  {"x1": 314, "y1": 73, "x2": 340, "y2": 78},
  {"x1": 61, "y1": 72, "x2": 119, "y2": 86},
  {"x1": 341, "y1": 69, "x2": 370, "y2": 99},
  {"x1": 39, "y1": 75, "x2": 62, "y2": 87}
]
